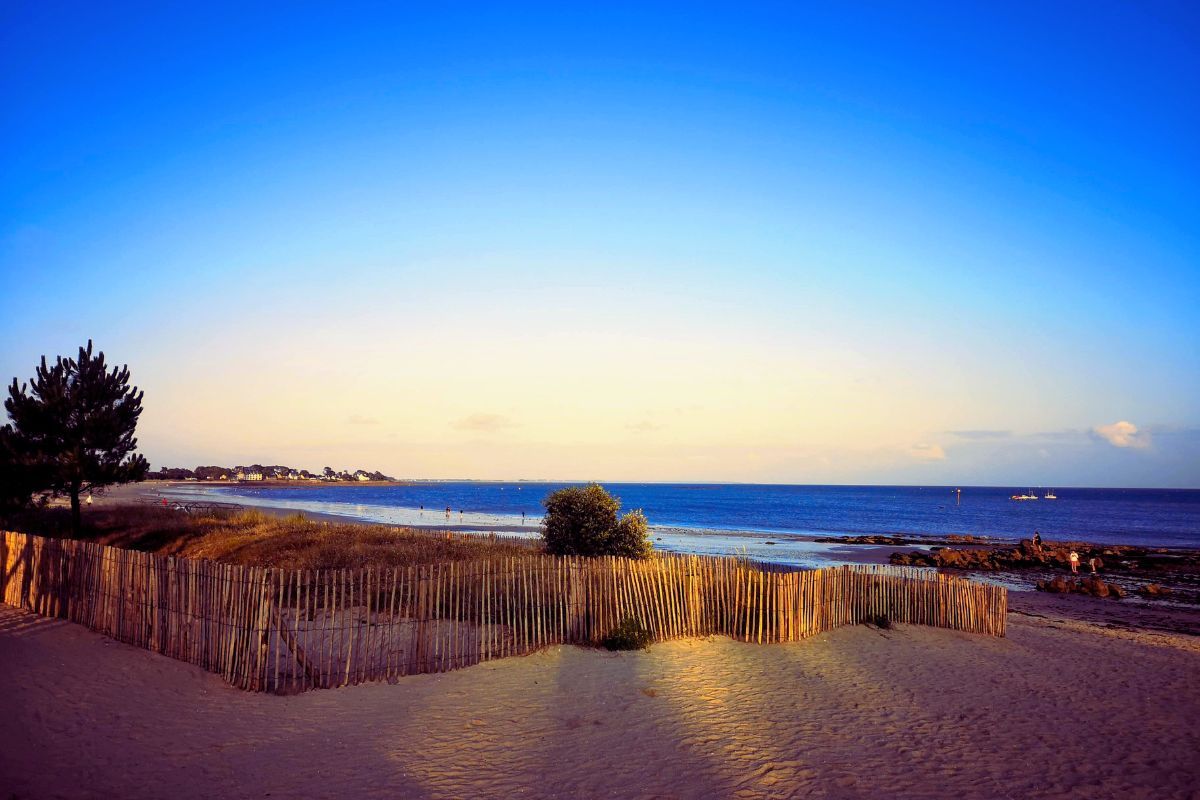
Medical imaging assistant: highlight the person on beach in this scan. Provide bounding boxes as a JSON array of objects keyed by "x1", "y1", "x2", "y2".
[
  {"x1": 1069, "y1": 551, "x2": 1080, "y2": 574},
  {"x1": 1089, "y1": 556, "x2": 1102, "y2": 574},
  {"x1": 1032, "y1": 530, "x2": 1041, "y2": 548}
]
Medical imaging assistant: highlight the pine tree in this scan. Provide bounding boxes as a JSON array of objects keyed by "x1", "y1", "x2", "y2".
[{"x1": 3, "y1": 340, "x2": 149, "y2": 532}]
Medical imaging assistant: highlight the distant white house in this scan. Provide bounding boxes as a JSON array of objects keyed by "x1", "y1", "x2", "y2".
[
  {"x1": 286, "y1": 472, "x2": 301, "y2": 481},
  {"x1": 355, "y1": 471, "x2": 371, "y2": 481}
]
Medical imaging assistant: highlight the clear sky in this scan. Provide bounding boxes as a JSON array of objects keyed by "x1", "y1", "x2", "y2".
[{"x1": 2, "y1": 2, "x2": 1197, "y2": 487}]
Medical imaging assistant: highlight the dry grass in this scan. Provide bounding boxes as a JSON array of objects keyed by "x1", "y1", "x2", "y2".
[{"x1": 3, "y1": 504, "x2": 542, "y2": 570}]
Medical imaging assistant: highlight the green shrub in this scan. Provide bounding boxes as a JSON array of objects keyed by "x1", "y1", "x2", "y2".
[
  {"x1": 541, "y1": 484, "x2": 652, "y2": 558},
  {"x1": 602, "y1": 616, "x2": 653, "y2": 651},
  {"x1": 611, "y1": 509, "x2": 652, "y2": 559}
]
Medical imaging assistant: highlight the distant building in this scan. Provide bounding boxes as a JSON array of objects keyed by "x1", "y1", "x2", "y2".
[{"x1": 355, "y1": 471, "x2": 371, "y2": 481}]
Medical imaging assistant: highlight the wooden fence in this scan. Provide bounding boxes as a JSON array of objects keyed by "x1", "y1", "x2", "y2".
[{"x1": 1, "y1": 530, "x2": 1005, "y2": 693}]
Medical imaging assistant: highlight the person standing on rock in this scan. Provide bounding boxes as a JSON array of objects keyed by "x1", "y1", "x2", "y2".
[
  {"x1": 1069, "y1": 551, "x2": 1080, "y2": 574},
  {"x1": 1032, "y1": 530, "x2": 1042, "y2": 549},
  {"x1": 1089, "y1": 556, "x2": 1102, "y2": 574}
]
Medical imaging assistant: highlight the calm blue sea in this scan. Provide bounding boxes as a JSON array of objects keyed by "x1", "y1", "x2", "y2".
[{"x1": 184, "y1": 483, "x2": 1200, "y2": 557}]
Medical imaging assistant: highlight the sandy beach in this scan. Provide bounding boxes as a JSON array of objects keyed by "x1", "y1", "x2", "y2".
[{"x1": 3, "y1": 598, "x2": 1197, "y2": 799}]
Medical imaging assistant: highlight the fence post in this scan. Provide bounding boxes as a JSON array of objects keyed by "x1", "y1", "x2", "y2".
[{"x1": 566, "y1": 559, "x2": 585, "y2": 643}]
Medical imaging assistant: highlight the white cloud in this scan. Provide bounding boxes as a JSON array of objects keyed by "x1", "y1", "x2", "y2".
[
  {"x1": 1092, "y1": 420, "x2": 1151, "y2": 449},
  {"x1": 910, "y1": 443, "x2": 946, "y2": 461},
  {"x1": 347, "y1": 413, "x2": 379, "y2": 426}
]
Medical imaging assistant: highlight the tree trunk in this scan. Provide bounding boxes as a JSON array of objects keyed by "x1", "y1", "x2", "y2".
[{"x1": 70, "y1": 486, "x2": 82, "y2": 536}]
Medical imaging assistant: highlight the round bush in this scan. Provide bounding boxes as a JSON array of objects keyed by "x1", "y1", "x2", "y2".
[{"x1": 541, "y1": 483, "x2": 652, "y2": 559}]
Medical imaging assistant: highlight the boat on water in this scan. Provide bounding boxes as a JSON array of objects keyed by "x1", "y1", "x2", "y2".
[
  {"x1": 1010, "y1": 491, "x2": 1039, "y2": 501},
  {"x1": 1044, "y1": 490, "x2": 1057, "y2": 500}
]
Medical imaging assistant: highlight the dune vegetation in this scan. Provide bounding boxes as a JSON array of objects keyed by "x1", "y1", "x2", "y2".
[{"x1": 2, "y1": 504, "x2": 541, "y2": 570}]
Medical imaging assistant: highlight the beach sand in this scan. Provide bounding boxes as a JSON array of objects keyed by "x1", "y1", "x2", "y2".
[{"x1": 2, "y1": 602, "x2": 1197, "y2": 799}]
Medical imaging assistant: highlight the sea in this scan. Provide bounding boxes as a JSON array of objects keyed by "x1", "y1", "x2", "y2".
[{"x1": 163, "y1": 482, "x2": 1200, "y2": 569}]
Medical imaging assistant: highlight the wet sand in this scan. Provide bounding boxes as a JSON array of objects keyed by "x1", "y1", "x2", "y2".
[{"x1": 2, "y1": 601, "x2": 1197, "y2": 799}]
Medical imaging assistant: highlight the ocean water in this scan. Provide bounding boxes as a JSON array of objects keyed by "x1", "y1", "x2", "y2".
[{"x1": 166, "y1": 483, "x2": 1200, "y2": 568}]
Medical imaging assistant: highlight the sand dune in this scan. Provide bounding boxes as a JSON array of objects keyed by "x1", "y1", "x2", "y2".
[{"x1": 2, "y1": 601, "x2": 1197, "y2": 799}]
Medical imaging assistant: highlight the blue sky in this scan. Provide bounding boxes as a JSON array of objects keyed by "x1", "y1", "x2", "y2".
[{"x1": 2, "y1": 2, "x2": 1197, "y2": 486}]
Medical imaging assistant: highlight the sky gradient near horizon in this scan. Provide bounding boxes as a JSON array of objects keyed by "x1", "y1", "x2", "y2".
[{"x1": 2, "y1": 3, "x2": 1198, "y2": 487}]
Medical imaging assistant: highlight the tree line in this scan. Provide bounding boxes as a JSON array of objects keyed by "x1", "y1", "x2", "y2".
[{"x1": 149, "y1": 465, "x2": 396, "y2": 481}]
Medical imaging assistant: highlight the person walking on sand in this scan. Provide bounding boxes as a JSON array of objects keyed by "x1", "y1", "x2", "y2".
[{"x1": 1069, "y1": 551, "x2": 1080, "y2": 574}]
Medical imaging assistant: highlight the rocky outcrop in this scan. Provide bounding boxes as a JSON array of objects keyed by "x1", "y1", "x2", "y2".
[
  {"x1": 890, "y1": 539, "x2": 1166, "y2": 574},
  {"x1": 814, "y1": 535, "x2": 916, "y2": 545},
  {"x1": 1036, "y1": 576, "x2": 1126, "y2": 599},
  {"x1": 1138, "y1": 583, "x2": 1172, "y2": 599}
]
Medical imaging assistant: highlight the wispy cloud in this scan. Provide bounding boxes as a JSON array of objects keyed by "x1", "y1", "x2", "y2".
[
  {"x1": 1029, "y1": 429, "x2": 1089, "y2": 441},
  {"x1": 1092, "y1": 420, "x2": 1151, "y2": 449},
  {"x1": 909, "y1": 443, "x2": 946, "y2": 461},
  {"x1": 347, "y1": 413, "x2": 379, "y2": 425},
  {"x1": 627, "y1": 420, "x2": 664, "y2": 432},
  {"x1": 946, "y1": 429, "x2": 1011, "y2": 440},
  {"x1": 453, "y1": 413, "x2": 515, "y2": 433}
]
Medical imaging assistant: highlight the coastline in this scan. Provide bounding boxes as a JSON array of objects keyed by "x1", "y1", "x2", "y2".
[
  {"x1": 103, "y1": 482, "x2": 1200, "y2": 634},
  {"x1": 116, "y1": 481, "x2": 937, "y2": 568},
  {"x1": 11, "y1": 484, "x2": 1199, "y2": 796}
]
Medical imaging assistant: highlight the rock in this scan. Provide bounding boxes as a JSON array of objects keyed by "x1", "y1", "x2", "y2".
[
  {"x1": 1036, "y1": 575, "x2": 1124, "y2": 600},
  {"x1": 1037, "y1": 576, "x2": 1072, "y2": 594},
  {"x1": 1138, "y1": 583, "x2": 1170, "y2": 598}
]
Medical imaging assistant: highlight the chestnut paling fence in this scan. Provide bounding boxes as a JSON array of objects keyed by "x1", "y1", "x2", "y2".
[{"x1": 1, "y1": 530, "x2": 1005, "y2": 693}]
